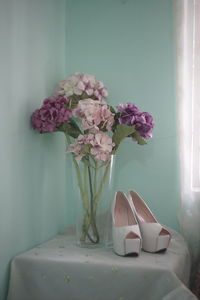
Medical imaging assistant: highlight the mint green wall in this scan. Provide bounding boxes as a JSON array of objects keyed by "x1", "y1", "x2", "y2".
[
  {"x1": 65, "y1": 0, "x2": 179, "y2": 229},
  {"x1": 0, "y1": 0, "x2": 178, "y2": 298},
  {"x1": 0, "y1": 0, "x2": 66, "y2": 299}
]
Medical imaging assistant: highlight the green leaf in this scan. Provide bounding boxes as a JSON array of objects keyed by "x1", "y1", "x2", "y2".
[
  {"x1": 63, "y1": 120, "x2": 82, "y2": 138},
  {"x1": 82, "y1": 156, "x2": 95, "y2": 168},
  {"x1": 68, "y1": 95, "x2": 81, "y2": 109},
  {"x1": 81, "y1": 144, "x2": 91, "y2": 155},
  {"x1": 70, "y1": 119, "x2": 82, "y2": 132},
  {"x1": 112, "y1": 124, "x2": 136, "y2": 153},
  {"x1": 109, "y1": 105, "x2": 116, "y2": 114},
  {"x1": 131, "y1": 131, "x2": 147, "y2": 145}
]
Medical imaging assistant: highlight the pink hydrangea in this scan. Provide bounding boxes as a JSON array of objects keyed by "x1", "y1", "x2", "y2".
[
  {"x1": 93, "y1": 80, "x2": 108, "y2": 100},
  {"x1": 67, "y1": 134, "x2": 87, "y2": 162},
  {"x1": 57, "y1": 72, "x2": 108, "y2": 101},
  {"x1": 68, "y1": 131, "x2": 115, "y2": 162},
  {"x1": 31, "y1": 96, "x2": 72, "y2": 133},
  {"x1": 73, "y1": 98, "x2": 114, "y2": 131},
  {"x1": 90, "y1": 131, "x2": 115, "y2": 162}
]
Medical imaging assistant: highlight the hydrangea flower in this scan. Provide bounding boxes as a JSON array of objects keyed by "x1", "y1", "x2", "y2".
[
  {"x1": 68, "y1": 131, "x2": 115, "y2": 162},
  {"x1": 58, "y1": 75, "x2": 83, "y2": 97},
  {"x1": 67, "y1": 134, "x2": 87, "y2": 162},
  {"x1": 57, "y1": 72, "x2": 108, "y2": 101},
  {"x1": 117, "y1": 103, "x2": 140, "y2": 125},
  {"x1": 30, "y1": 72, "x2": 155, "y2": 247},
  {"x1": 31, "y1": 96, "x2": 72, "y2": 133},
  {"x1": 134, "y1": 112, "x2": 154, "y2": 139},
  {"x1": 117, "y1": 103, "x2": 154, "y2": 139},
  {"x1": 73, "y1": 98, "x2": 114, "y2": 131},
  {"x1": 90, "y1": 131, "x2": 115, "y2": 161}
]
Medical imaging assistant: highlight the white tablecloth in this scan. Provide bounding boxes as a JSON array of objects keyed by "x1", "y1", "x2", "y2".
[{"x1": 7, "y1": 229, "x2": 197, "y2": 300}]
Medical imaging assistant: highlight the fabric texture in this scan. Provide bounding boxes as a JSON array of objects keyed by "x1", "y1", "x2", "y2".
[
  {"x1": 192, "y1": 262, "x2": 200, "y2": 299},
  {"x1": 174, "y1": 0, "x2": 200, "y2": 258},
  {"x1": 174, "y1": 0, "x2": 200, "y2": 291},
  {"x1": 7, "y1": 229, "x2": 197, "y2": 300}
]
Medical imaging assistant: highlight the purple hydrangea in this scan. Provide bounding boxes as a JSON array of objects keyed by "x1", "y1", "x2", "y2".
[
  {"x1": 117, "y1": 103, "x2": 154, "y2": 139},
  {"x1": 31, "y1": 96, "x2": 72, "y2": 133},
  {"x1": 117, "y1": 103, "x2": 140, "y2": 125},
  {"x1": 134, "y1": 112, "x2": 154, "y2": 139}
]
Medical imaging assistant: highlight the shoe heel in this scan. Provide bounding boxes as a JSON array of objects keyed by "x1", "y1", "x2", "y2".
[
  {"x1": 142, "y1": 235, "x2": 170, "y2": 253},
  {"x1": 113, "y1": 233, "x2": 141, "y2": 256},
  {"x1": 142, "y1": 235, "x2": 157, "y2": 252},
  {"x1": 156, "y1": 235, "x2": 170, "y2": 252},
  {"x1": 125, "y1": 237, "x2": 141, "y2": 255},
  {"x1": 128, "y1": 190, "x2": 171, "y2": 253},
  {"x1": 112, "y1": 191, "x2": 142, "y2": 256}
]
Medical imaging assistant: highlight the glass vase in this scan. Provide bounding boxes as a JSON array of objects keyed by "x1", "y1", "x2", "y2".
[{"x1": 71, "y1": 155, "x2": 115, "y2": 248}]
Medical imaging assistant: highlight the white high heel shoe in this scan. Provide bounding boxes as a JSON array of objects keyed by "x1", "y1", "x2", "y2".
[
  {"x1": 112, "y1": 191, "x2": 141, "y2": 256},
  {"x1": 128, "y1": 190, "x2": 171, "y2": 253}
]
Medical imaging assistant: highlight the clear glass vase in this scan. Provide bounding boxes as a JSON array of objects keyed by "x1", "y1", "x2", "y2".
[{"x1": 71, "y1": 155, "x2": 115, "y2": 248}]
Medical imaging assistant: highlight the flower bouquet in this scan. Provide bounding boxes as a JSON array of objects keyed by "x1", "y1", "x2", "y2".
[{"x1": 31, "y1": 72, "x2": 154, "y2": 246}]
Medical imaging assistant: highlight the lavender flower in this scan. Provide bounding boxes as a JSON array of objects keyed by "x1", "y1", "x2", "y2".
[
  {"x1": 31, "y1": 96, "x2": 72, "y2": 133},
  {"x1": 117, "y1": 103, "x2": 154, "y2": 139}
]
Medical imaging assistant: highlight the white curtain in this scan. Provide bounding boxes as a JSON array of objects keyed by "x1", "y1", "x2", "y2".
[{"x1": 174, "y1": 0, "x2": 200, "y2": 276}]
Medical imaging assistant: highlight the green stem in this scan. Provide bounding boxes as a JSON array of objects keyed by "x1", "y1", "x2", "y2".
[
  {"x1": 65, "y1": 132, "x2": 111, "y2": 244},
  {"x1": 87, "y1": 164, "x2": 99, "y2": 243},
  {"x1": 80, "y1": 163, "x2": 90, "y2": 242},
  {"x1": 66, "y1": 136, "x2": 85, "y2": 202},
  {"x1": 65, "y1": 133, "x2": 90, "y2": 242},
  {"x1": 81, "y1": 159, "x2": 111, "y2": 243},
  {"x1": 94, "y1": 161, "x2": 98, "y2": 196},
  {"x1": 93, "y1": 160, "x2": 111, "y2": 210}
]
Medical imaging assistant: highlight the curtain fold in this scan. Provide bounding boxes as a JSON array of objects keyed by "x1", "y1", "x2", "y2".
[{"x1": 174, "y1": 0, "x2": 200, "y2": 285}]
